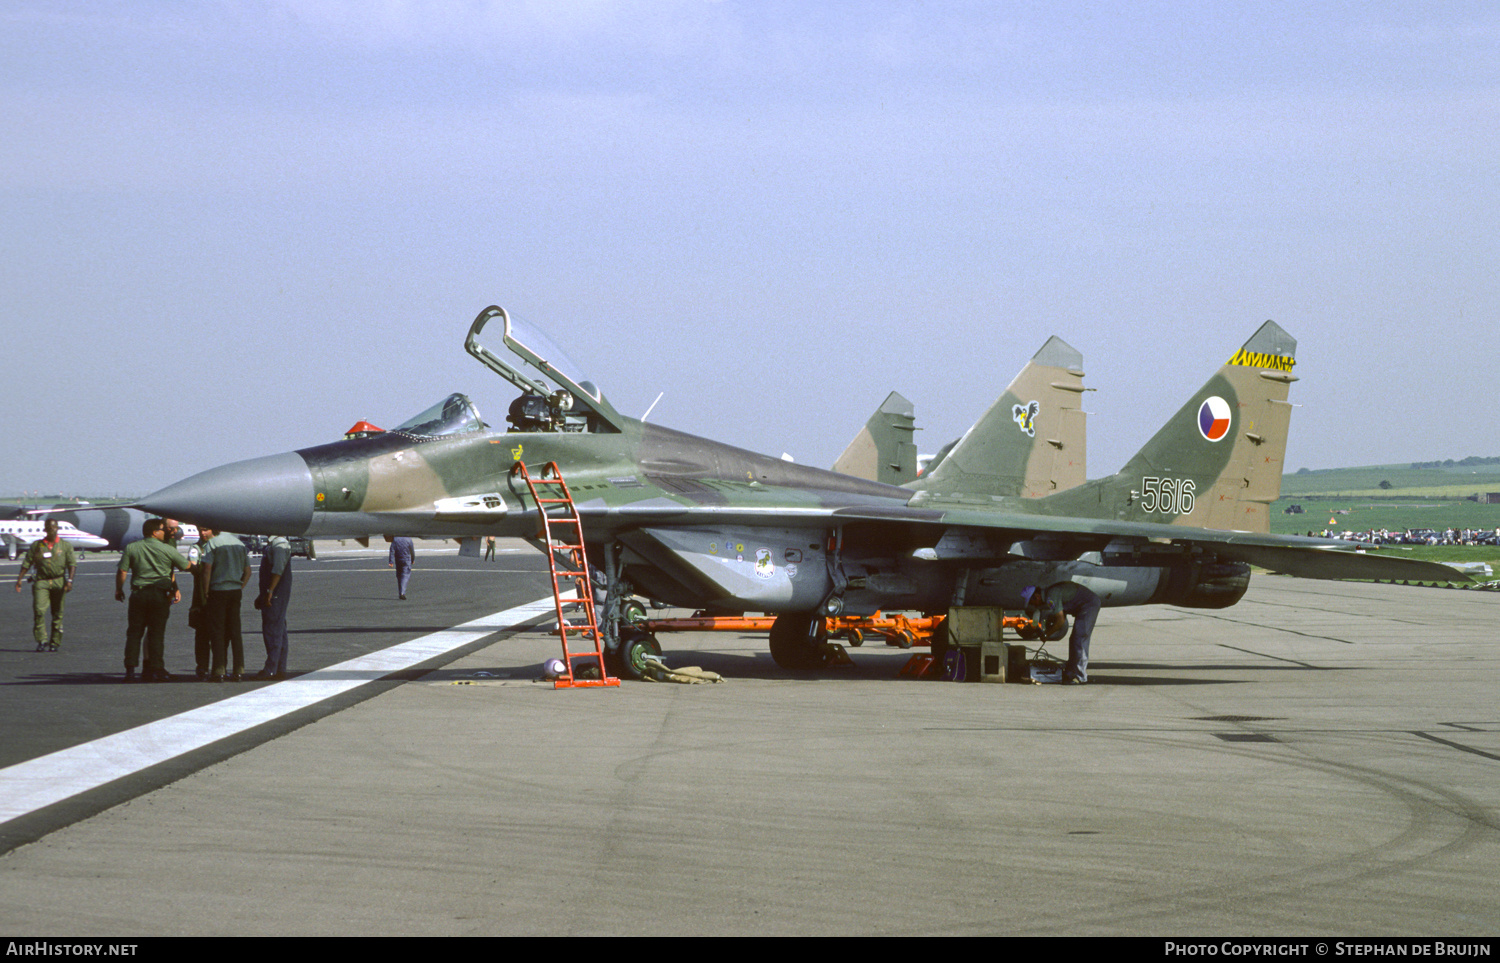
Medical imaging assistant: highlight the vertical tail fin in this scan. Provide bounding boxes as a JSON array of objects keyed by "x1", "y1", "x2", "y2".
[
  {"x1": 833, "y1": 391, "x2": 919, "y2": 485},
  {"x1": 1043, "y1": 321, "x2": 1296, "y2": 533},
  {"x1": 906, "y1": 337, "x2": 1088, "y2": 497}
]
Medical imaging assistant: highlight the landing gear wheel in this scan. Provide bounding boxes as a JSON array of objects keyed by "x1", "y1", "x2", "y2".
[
  {"x1": 925, "y1": 618, "x2": 950, "y2": 679},
  {"x1": 622, "y1": 599, "x2": 648, "y2": 624},
  {"x1": 612, "y1": 627, "x2": 662, "y2": 681},
  {"x1": 769, "y1": 613, "x2": 827, "y2": 670}
]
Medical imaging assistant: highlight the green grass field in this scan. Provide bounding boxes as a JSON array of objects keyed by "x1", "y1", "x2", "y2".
[
  {"x1": 1271, "y1": 461, "x2": 1500, "y2": 574},
  {"x1": 1281, "y1": 463, "x2": 1500, "y2": 497},
  {"x1": 1270, "y1": 498, "x2": 1500, "y2": 535}
]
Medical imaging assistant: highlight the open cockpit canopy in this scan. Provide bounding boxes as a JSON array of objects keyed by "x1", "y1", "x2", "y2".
[{"x1": 464, "y1": 305, "x2": 625, "y2": 433}]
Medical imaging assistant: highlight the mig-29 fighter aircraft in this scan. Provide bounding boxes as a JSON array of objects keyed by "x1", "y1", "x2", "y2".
[{"x1": 138, "y1": 305, "x2": 1464, "y2": 674}]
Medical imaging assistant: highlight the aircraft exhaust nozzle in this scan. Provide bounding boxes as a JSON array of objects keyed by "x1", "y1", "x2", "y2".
[{"x1": 138, "y1": 451, "x2": 315, "y2": 536}]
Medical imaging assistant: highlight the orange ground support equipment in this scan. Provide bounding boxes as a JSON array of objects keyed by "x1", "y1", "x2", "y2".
[
  {"x1": 832, "y1": 612, "x2": 942, "y2": 648},
  {"x1": 512, "y1": 461, "x2": 619, "y2": 689},
  {"x1": 640, "y1": 611, "x2": 948, "y2": 648}
]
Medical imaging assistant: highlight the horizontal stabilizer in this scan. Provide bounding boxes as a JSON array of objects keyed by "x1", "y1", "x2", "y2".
[{"x1": 1214, "y1": 543, "x2": 1470, "y2": 583}]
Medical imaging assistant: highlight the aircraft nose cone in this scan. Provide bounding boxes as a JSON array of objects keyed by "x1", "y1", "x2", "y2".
[{"x1": 139, "y1": 451, "x2": 315, "y2": 535}]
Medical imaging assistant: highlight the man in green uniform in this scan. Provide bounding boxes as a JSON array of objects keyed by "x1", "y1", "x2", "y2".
[
  {"x1": 14, "y1": 519, "x2": 77, "y2": 652},
  {"x1": 116, "y1": 518, "x2": 192, "y2": 682}
]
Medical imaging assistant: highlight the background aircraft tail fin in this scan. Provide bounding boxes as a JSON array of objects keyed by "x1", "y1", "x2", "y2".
[
  {"x1": 833, "y1": 391, "x2": 919, "y2": 485},
  {"x1": 1043, "y1": 321, "x2": 1297, "y2": 533},
  {"x1": 905, "y1": 336, "x2": 1087, "y2": 497}
]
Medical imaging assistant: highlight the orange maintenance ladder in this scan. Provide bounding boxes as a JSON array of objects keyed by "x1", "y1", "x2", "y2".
[{"x1": 511, "y1": 461, "x2": 619, "y2": 689}]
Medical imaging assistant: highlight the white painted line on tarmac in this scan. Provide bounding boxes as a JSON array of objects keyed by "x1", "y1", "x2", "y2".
[{"x1": 0, "y1": 594, "x2": 561, "y2": 826}]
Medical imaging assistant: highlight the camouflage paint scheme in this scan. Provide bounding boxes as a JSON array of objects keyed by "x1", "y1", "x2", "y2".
[
  {"x1": 139, "y1": 306, "x2": 1466, "y2": 666},
  {"x1": 834, "y1": 335, "x2": 1089, "y2": 500},
  {"x1": 833, "y1": 391, "x2": 919, "y2": 486},
  {"x1": 905, "y1": 335, "x2": 1087, "y2": 499}
]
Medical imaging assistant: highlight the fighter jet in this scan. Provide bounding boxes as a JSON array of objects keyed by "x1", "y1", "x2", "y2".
[{"x1": 138, "y1": 305, "x2": 1464, "y2": 672}]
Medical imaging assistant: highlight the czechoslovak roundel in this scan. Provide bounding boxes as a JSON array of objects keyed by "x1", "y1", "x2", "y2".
[{"x1": 1198, "y1": 396, "x2": 1231, "y2": 442}]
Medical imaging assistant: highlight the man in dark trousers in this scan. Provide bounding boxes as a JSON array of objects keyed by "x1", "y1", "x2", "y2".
[
  {"x1": 1022, "y1": 582, "x2": 1101, "y2": 685},
  {"x1": 116, "y1": 518, "x2": 192, "y2": 682},
  {"x1": 199, "y1": 529, "x2": 251, "y2": 682},
  {"x1": 188, "y1": 525, "x2": 217, "y2": 679},
  {"x1": 256, "y1": 535, "x2": 293, "y2": 679},
  {"x1": 386, "y1": 535, "x2": 415, "y2": 599}
]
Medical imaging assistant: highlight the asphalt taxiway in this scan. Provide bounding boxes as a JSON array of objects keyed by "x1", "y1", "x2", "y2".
[{"x1": 1, "y1": 560, "x2": 1496, "y2": 936}]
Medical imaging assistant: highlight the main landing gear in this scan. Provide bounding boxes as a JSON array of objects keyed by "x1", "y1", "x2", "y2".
[{"x1": 768, "y1": 613, "x2": 829, "y2": 670}]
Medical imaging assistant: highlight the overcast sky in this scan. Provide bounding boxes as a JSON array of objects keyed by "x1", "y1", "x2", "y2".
[{"x1": 3, "y1": 1, "x2": 1496, "y2": 498}]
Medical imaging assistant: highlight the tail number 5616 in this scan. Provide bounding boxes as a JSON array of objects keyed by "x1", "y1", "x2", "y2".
[{"x1": 1140, "y1": 476, "x2": 1195, "y2": 515}]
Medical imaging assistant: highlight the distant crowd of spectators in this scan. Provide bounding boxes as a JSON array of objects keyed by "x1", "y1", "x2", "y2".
[{"x1": 1310, "y1": 528, "x2": 1500, "y2": 547}]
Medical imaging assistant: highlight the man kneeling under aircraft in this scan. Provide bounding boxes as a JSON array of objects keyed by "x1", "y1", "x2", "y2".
[{"x1": 1022, "y1": 583, "x2": 1101, "y2": 685}]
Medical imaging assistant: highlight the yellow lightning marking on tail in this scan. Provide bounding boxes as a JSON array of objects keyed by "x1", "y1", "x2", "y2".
[{"x1": 1227, "y1": 349, "x2": 1296, "y2": 371}]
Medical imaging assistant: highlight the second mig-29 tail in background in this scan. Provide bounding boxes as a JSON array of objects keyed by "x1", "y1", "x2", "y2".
[
  {"x1": 833, "y1": 391, "x2": 919, "y2": 486},
  {"x1": 137, "y1": 305, "x2": 1467, "y2": 672}
]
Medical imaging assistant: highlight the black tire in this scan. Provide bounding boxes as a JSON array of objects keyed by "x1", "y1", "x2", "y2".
[
  {"x1": 924, "y1": 618, "x2": 950, "y2": 679},
  {"x1": 769, "y1": 613, "x2": 826, "y2": 670},
  {"x1": 616, "y1": 629, "x2": 662, "y2": 681},
  {"x1": 621, "y1": 599, "x2": 648, "y2": 623}
]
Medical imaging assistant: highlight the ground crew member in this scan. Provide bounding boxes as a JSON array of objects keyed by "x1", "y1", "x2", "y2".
[
  {"x1": 116, "y1": 518, "x2": 192, "y2": 682},
  {"x1": 15, "y1": 519, "x2": 77, "y2": 652},
  {"x1": 1022, "y1": 582, "x2": 1101, "y2": 685},
  {"x1": 199, "y1": 528, "x2": 251, "y2": 682},
  {"x1": 256, "y1": 534, "x2": 293, "y2": 680},
  {"x1": 188, "y1": 525, "x2": 217, "y2": 679},
  {"x1": 386, "y1": 535, "x2": 415, "y2": 599}
]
